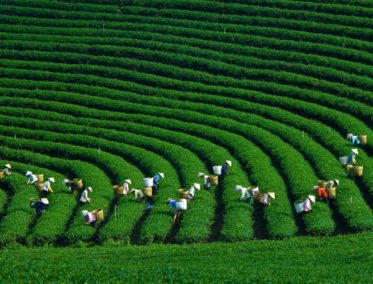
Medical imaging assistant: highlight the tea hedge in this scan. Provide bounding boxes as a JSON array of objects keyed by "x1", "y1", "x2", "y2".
[{"x1": 0, "y1": 0, "x2": 372, "y2": 249}]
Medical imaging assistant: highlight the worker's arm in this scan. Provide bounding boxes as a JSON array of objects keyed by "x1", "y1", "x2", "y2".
[{"x1": 240, "y1": 190, "x2": 245, "y2": 200}]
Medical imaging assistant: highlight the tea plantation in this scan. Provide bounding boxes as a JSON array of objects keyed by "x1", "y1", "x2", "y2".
[{"x1": 0, "y1": 0, "x2": 372, "y2": 282}]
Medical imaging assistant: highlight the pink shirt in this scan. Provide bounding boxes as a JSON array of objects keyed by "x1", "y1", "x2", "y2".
[
  {"x1": 85, "y1": 212, "x2": 96, "y2": 224},
  {"x1": 303, "y1": 198, "x2": 312, "y2": 212}
]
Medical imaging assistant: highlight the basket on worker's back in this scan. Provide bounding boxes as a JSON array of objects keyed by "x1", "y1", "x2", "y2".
[
  {"x1": 210, "y1": 175, "x2": 218, "y2": 186},
  {"x1": 74, "y1": 178, "x2": 84, "y2": 190},
  {"x1": 113, "y1": 185, "x2": 124, "y2": 196},
  {"x1": 178, "y1": 189, "x2": 188, "y2": 198},
  {"x1": 143, "y1": 187, "x2": 152, "y2": 197},
  {"x1": 143, "y1": 178, "x2": 153, "y2": 187},
  {"x1": 360, "y1": 135, "x2": 367, "y2": 145},
  {"x1": 354, "y1": 166, "x2": 363, "y2": 177},
  {"x1": 92, "y1": 209, "x2": 104, "y2": 221},
  {"x1": 0, "y1": 172, "x2": 4, "y2": 180},
  {"x1": 36, "y1": 174, "x2": 44, "y2": 183},
  {"x1": 213, "y1": 166, "x2": 222, "y2": 175},
  {"x1": 339, "y1": 156, "x2": 347, "y2": 166},
  {"x1": 294, "y1": 202, "x2": 304, "y2": 214},
  {"x1": 327, "y1": 187, "x2": 336, "y2": 199}
]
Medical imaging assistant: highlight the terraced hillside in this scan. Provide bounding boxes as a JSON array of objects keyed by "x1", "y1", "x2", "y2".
[{"x1": 0, "y1": 0, "x2": 372, "y2": 247}]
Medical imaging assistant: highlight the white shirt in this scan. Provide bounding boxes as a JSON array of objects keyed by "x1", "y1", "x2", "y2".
[
  {"x1": 43, "y1": 180, "x2": 52, "y2": 192},
  {"x1": 239, "y1": 188, "x2": 251, "y2": 200},
  {"x1": 80, "y1": 189, "x2": 90, "y2": 203},
  {"x1": 122, "y1": 182, "x2": 130, "y2": 195},
  {"x1": 188, "y1": 186, "x2": 197, "y2": 197},
  {"x1": 27, "y1": 174, "x2": 38, "y2": 185}
]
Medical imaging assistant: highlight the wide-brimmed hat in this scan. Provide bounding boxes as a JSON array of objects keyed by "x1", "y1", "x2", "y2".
[
  {"x1": 347, "y1": 133, "x2": 353, "y2": 139},
  {"x1": 125, "y1": 179, "x2": 132, "y2": 185},
  {"x1": 313, "y1": 186, "x2": 319, "y2": 190},
  {"x1": 87, "y1": 187, "x2": 93, "y2": 192},
  {"x1": 81, "y1": 210, "x2": 89, "y2": 216},
  {"x1": 159, "y1": 173, "x2": 165, "y2": 178},
  {"x1": 308, "y1": 195, "x2": 316, "y2": 203},
  {"x1": 198, "y1": 172, "x2": 205, "y2": 177},
  {"x1": 48, "y1": 177, "x2": 55, "y2": 183},
  {"x1": 25, "y1": 171, "x2": 32, "y2": 176},
  {"x1": 268, "y1": 192, "x2": 276, "y2": 199},
  {"x1": 41, "y1": 198, "x2": 49, "y2": 205},
  {"x1": 235, "y1": 185, "x2": 242, "y2": 191},
  {"x1": 352, "y1": 148, "x2": 359, "y2": 155},
  {"x1": 334, "y1": 179, "x2": 340, "y2": 186},
  {"x1": 194, "y1": 183, "x2": 201, "y2": 190},
  {"x1": 62, "y1": 179, "x2": 70, "y2": 184},
  {"x1": 4, "y1": 164, "x2": 11, "y2": 169},
  {"x1": 226, "y1": 160, "x2": 232, "y2": 167}
]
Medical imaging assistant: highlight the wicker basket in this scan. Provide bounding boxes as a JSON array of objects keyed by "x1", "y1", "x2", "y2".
[
  {"x1": 213, "y1": 166, "x2": 222, "y2": 175},
  {"x1": 92, "y1": 209, "x2": 104, "y2": 221},
  {"x1": 327, "y1": 187, "x2": 336, "y2": 198},
  {"x1": 113, "y1": 185, "x2": 124, "y2": 196},
  {"x1": 74, "y1": 178, "x2": 83, "y2": 190},
  {"x1": 339, "y1": 156, "x2": 347, "y2": 166},
  {"x1": 143, "y1": 178, "x2": 153, "y2": 187},
  {"x1": 178, "y1": 189, "x2": 188, "y2": 198},
  {"x1": 360, "y1": 135, "x2": 367, "y2": 145},
  {"x1": 143, "y1": 187, "x2": 153, "y2": 197},
  {"x1": 36, "y1": 174, "x2": 44, "y2": 183},
  {"x1": 294, "y1": 202, "x2": 304, "y2": 213},
  {"x1": 354, "y1": 166, "x2": 363, "y2": 177},
  {"x1": 210, "y1": 175, "x2": 218, "y2": 186},
  {"x1": 0, "y1": 172, "x2": 4, "y2": 180}
]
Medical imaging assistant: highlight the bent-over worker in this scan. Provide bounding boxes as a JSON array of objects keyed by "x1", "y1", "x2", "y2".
[
  {"x1": 1, "y1": 164, "x2": 11, "y2": 177},
  {"x1": 152, "y1": 172, "x2": 164, "y2": 196},
  {"x1": 260, "y1": 192, "x2": 275, "y2": 206},
  {"x1": 167, "y1": 198, "x2": 187, "y2": 225},
  {"x1": 41, "y1": 177, "x2": 55, "y2": 197},
  {"x1": 25, "y1": 171, "x2": 38, "y2": 185},
  {"x1": 198, "y1": 172, "x2": 211, "y2": 191},
  {"x1": 347, "y1": 134, "x2": 360, "y2": 145},
  {"x1": 314, "y1": 186, "x2": 329, "y2": 204},
  {"x1": 30, "y1": 198, "x2": 49, "y2": 218},
  {"x1": 80, "y1": 187, "x2": 92, "y2": 204},
  {"x1": 81, "y1": 210, "x2": 96, "y2": 227},
  {"x1": 187, "y1": 183, "x2": 201, "y2": 201}
]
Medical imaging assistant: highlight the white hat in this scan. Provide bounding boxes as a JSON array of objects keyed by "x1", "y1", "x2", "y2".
[
  {"x1": 159, "y1": 173, "x2": 165, "y2": 178},
  {"x1": 81, "y1": 210, "x2": 88, "y2": 216},
  {"x1": 352, "y1": 148, "x2": 359, "y2": 155},
  {"x1": 194, "y1": 183, "x2": 201, "y2": 190},
  {"x1": 4, "y1": 164, "x2": 11, "y2": 169},
  {"x1": 308, "y1": 195, "x2": 316, "y2": 203},
  {"x1": 87, "y1": 187, "x2": 93, "y2": 192},
  {"x1": 268, "y1": 192, "x2": 276, "y2": 199},
  {"x1": 347, "y1": 133, "x2": 353, "y2": 139},
  {"x1": 334, "y1": 179, "x2": 340, "y2": 186},
  {"x1": 125, "y1": 179, "x2": 132, "y2": 185},
  {"x1": 226, "y1": 160, "x2": 232, "y2": 167},
  {"x1": 25, "y1": 171, "x2": 32, "y2": 176},
  {"x1": 41, "y1": 198, "x2": 49, "y2": 205},
  {"x1": 62, "y1": 179, "x2": 70, "y2": 184},
  {"x1": 198, "y1": 172, "x2": 205, "y2": 177},
  {"x1": 48, "y1": 177, "x2": 55, "y2": 183},
  {"x1": 313, "y1": 186, "x2": 319, "y2": 190},
  {"x1": 203, "y1": 175, "x2": 209, "y2": 179},
  {"x1": 235, "y1": 185, "x2": 242, "y2": 191}
]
